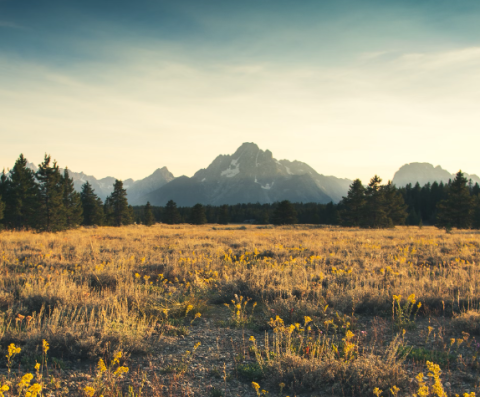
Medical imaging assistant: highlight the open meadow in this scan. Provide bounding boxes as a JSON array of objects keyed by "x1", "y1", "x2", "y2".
[{"x1": 1, "y1": 225, "x2": 480, "y2": 397}]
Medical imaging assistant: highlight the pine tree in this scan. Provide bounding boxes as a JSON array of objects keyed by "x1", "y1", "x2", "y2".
[
  {"x1": 472, "y1": 183, "x2": 480, "y2": 197},
  {"x1": 340, "y1": 179, "x2": 365, "y2": 226},
  {"x1": 190, "y1": 203, "x2": 207, "y2": 225},
  {"x1": 0, "y1": 171, "x2": 9, "y2": 230},
  {"x1": 36, "y1": 155, "x2": 66, "y2": 232},
  {"x1": 0, "y1": 195, "x2": 5, "y2": 228},
  {"x1": 218, "y1": 204, "x2": 229, "y2": 225},
  {"x1": 361, "y1": 175, "x2": 389, "y2": 228},
  {"x1": 62, "y1": 169, "x2": 83, "y2": 228},
  {"x1": 472, "y1": 195, "x2": 480, "y2": 230},
  {"x1": 105, "y1": 180, "x2": 133, "y2": 226},
  {"x1": 144, "y1": 202, "x2": 155, "y2": 226},
  {"x1": 382, "y1": 181, "x2": 408, "y2": 225},
  {"x1": 436, "y1": 171, "x2": 473, "y2": 230},
  {"x1": 163, "y1": 200, "x2": 181, "y2": 224},
  {"x1": 80, "y1": 182, "x2": 105, "y2": 226},
  {"x1": 3, "y1": 154, "x2": 39, "y2": 229},
  {"x1": 272, "y1": 200, "x2": 297, "y2": 225}
]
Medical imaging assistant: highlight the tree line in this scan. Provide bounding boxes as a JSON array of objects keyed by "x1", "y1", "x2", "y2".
[
  {"x1": 0, "y1": 154, "x2": 136, "y2": 231},
  {"x1": 1, "y1": 154, "x2": 480, "y2": 231},
  {"x1": 133, "y1": 173, "x2": 480, "y2": 230}
]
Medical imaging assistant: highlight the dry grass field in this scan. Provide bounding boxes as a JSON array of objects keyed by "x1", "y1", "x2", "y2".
[{"x1": 1, "y1": 224, "x2": 480, "y2": 397}]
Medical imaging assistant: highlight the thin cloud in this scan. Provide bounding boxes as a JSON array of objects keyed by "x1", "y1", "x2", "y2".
[{"x1": 0, "y1": 20, "x2": 26, "y2": 29}]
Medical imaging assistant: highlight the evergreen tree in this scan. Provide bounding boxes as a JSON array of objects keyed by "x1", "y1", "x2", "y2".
[
  {"x1": 382, "y1": 181, "x2": 408, "y2": 225},
  {"x1": 339, "y1": 179, "x2": 365, "y2": 226},
  {"x1": 144, "y1": 202, "x2": 155, "y2": 226},
  {"x1": 190, "y1": 203, "x2": 207, "y2": 225},
  {"x1": 272, "y1": 200, "x2": 297, "y2": 225},
  {"x1": 472, "y1": 195, "x2": 480, "y2": 230},
  {"x1": 105, "y1": 180, "x2": 133, "y2": 226},
  {"x1": 0, "y1": 171, "x2": 9, "y2": 229},
  {"x1": 163, "y1": 200, "x2": 181, "y2": 224},
  {"x1": 36, "y1": 155, "x2": 66, "y2": 232},
  {"x1": 472, "y1": 183, "x2": 480, "y2": 196},
  {"x1": 406, "y1": 208, "x2": 421, "y2": 226},
  {"x1": 62, "y1": 169, "x2": 83, "y2": 228},
  {"x1": 80, "y1": 182, "x2": 105, "y2": 226},
  {"x1": 218, "y1": 204, "x2": 229, "y2": 224},
  {"x1": 261, "y1": 209, "x2": 270, "y2": 224},
  {"x1": 3, "y1": 154, "x2": 39, "y2": 229},
  {"x1": 436, "y1": 171, "x2": 473, "y2": 230},
  {"x1": 361, "y1": 175, "x2": 389, "y2": 228},
  {"x1": 0, "y1": 195, "x2": 5, "y2": 229}
]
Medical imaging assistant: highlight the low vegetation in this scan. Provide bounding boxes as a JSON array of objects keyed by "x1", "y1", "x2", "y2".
[{"x1": 1, "y1": 224, "x2": 480, "y2": 396}]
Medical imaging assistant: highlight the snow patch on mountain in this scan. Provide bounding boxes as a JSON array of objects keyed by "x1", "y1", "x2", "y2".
[{"x1": 221, "y1": 159, "x2": 240, "y2": 177}]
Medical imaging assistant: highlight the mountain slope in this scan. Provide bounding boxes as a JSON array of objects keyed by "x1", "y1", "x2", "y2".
[
  {"x1": 25, "y1": 162, "x2": 173, "y2": 201},
  {"x1": 392, "y1": 163, "x2": 480, "y2": 187},
  {"x1": 142, "y1": 142, "x2": 352, "y2": 206},
  {"x1": 127, "y1": 167, "x2": 175, "y2": 205}
]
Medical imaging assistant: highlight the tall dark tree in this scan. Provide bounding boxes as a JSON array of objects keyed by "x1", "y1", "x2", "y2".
[
  {"x1": 361, "y1": 175, "x2": 389, "y2": 228},
  {"x1": 272, "y1": 200, "x2": 297, "y2": 225},
  {"x1": 3, "y1": 154, "x2": 39, "y2": 229},
  {"x1": 472, "y1": 195, "x2": 480, "y2": 230},
  {"x1": 190, "y1": 203, "x2": 207, "y2": 225},
  {"x1": 36, "y1": 155, "x2": 66, "y2": 232},
  {"x1": 62, "y1": 169, "x2": 83, "y2": 228},
  {"x1": 339, "y1": 179, "x2": 365, "y2": 226},
  {"x1": 436, "y1": 171, "x2": 473, "y2": 230},
  {"x1": 218, "y1": 204, "x2": 229, "y2": 225},
  {"x1": 80, "y1": 182, "x2": 105, "y2": 226},
  {"x1": 382, "y1": 181, "x2": 408, "y2": 225},
  {"x1": 0, "y1": 171, "x2": 9, "y2": 230},
  {"x1": 472, "y1": 183, "x2": 480, "y2": 197},
  {"x1": 0, "y1": 195, "x2": 5, "y2": 228},
  {"x1": 144, "y1": 202, "x2": 155, "y2": 226},
  {"x1": 163, "y1": 200, "x2": 181, "y2": 224},
  {"x1": 105, "y1": 180, "x2": 133, "y2": 226}
]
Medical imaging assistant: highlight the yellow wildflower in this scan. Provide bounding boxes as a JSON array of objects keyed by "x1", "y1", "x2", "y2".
[
  {"x1": 84, "y1": 386, "x2": 96, "y2": 397},
  {"x1": 112, "y1": 351, "x2": 122, "y2": 365},
  {"x1": 113, "y1": 366, "x2": 129, "y2": 377},
  {"x1": 7, "y1": 343, "x2": 21, "y2": 358},
  {"x1": 26, "y1": 383, "x2": 42, "y2": 397},
  {"x1": 390, "y1": 385, "x2": 400, "y2": 396},
  {"x1": 42, "y1": 339, "x2": 49, "y2": 354},
  {"x1": 0, "y1": 384, "x2": 10, "y2": 397},
  {"x1": 18, "y1": 373, "x2": 34, "y2": 388},
  {"x1": 97, "y1": 358, "x2": 107, "y2": 373},
  {"x1": 373, "y1": 387, "x2": 383, "y2": 397}
]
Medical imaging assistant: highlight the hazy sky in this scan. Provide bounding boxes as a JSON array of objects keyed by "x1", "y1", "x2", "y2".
[{"x1": 1, "y1": 0, "x2": 480, "y2": 183}]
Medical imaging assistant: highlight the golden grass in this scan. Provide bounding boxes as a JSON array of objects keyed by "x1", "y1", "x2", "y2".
[{"x1": 1, "y1": 224, "x2": 480, "y2": 396}]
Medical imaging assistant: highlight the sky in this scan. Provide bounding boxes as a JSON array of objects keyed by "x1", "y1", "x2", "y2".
[{"x1": 1, "y1": 0, "x2": 480, "y2": 183}]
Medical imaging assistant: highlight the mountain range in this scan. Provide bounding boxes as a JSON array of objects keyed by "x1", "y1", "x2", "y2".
[
  {"x1": 15, "y1": 144, "x2": 480, "y2": 206},
  {"x1": 142, "y1": 142, "x2": 352, "y2": 206},
  {"x1": 392, "y1": 163, "x2": 480, "y2": 187}
]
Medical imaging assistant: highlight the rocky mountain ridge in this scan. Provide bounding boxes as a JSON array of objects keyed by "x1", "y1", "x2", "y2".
[
  {"x1": 8, "y1": 148, "x2": 479, "y2": 206},
  {"x1": 392, "y1": 162, "x2": 480, "y2": 187},
  {"x1": 141, "y1": 143, "x2": 352, "y2": 206}
]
